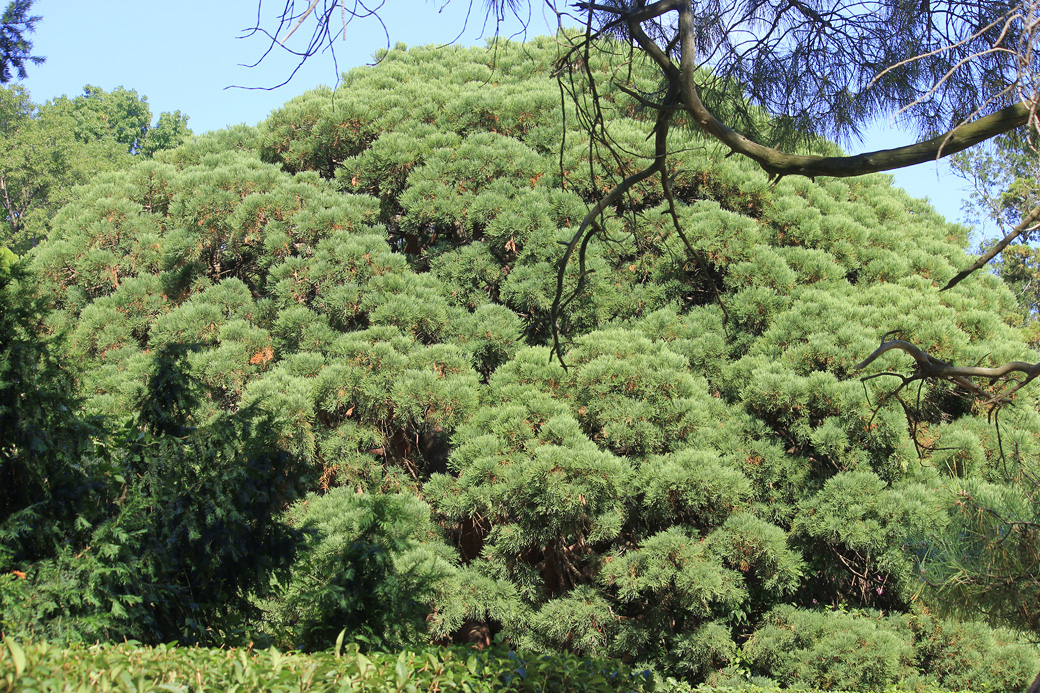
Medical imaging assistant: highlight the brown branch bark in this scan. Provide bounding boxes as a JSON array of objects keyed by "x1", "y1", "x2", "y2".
[
  {"x1": 687, "y1": 100, "x2": 1031, "y2": 180},
  {"x1": 1028, "y1": 667, "x2": 1040, "y2": 693},
  {"x1": 587, "y1": 0, "x2": 1033, "y2": 181},
  {"x1": 856, "y1": 338, "x2": 1040, "y2": 380},
  {"x1": 0, "y1": 175, "x2": 22, "y2": 236},
  {"x1": 855, "y1": 338, "x2": 1040, "y2": 402}
]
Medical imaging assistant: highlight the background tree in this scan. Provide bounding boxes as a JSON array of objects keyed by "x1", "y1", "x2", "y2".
[
  {"x1": 0, "y1": 84, "x2": 191, "y2": 252},
  {"x1": 952, "y1": 125, "x2": 1040, "y2": 326},
  {"x1": 1, "y1": 302, "x2": 308, "y2": 645},
  {"x1": 0, "y1": 0, "x2": 41, "y2": 83}
]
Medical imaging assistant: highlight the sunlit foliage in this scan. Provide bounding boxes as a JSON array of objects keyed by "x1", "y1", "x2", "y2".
[{"x1": 3, "y1": 36, "x2": 1039, "y2": 690}]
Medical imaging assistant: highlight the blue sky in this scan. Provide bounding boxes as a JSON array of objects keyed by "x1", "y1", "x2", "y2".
[{"x1": 23, "y1": 0, "x2": 975, "y2": 229}]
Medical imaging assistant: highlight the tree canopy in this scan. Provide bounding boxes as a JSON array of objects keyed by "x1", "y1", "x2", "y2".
[
  {"x1": 266, "y1": 4, "x2": 1040, "y2": 688},
  {"x1": 3, "y1": 36, "x2": 1040, "y2": 690}
]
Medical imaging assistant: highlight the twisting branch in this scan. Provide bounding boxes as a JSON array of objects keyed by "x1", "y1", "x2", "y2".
[
  {"x1": 677, "y1": 7, "x2": 1032, "y2": 180},
  {"x1": 548, "y1": 61, "x2": 677, "y2": 365},
  {"x1": 856, "y1": 332, "x2": 1040, "y2": 473},
  {"x1": 548, "y1": 3, "x2": 735, "y2": 365},
  {"x1": 855, "y1": 334, "x2": 1040, "y2": 407}
]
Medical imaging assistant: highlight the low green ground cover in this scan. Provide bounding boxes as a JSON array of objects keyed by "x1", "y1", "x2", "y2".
[
  {"x1": 0, "y1": 636, "x2": 989, "y2": 693},
  {"x1": 1, "y1": 636, "x2": 653, "y2": 692}
]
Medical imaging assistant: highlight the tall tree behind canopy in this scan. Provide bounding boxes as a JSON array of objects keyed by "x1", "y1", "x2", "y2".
[
  {"x1": 0, "y1": 0, "x2": 41, "y2": 83},
  {"x1": 0, "y1": 85, "x2": 191, "y2": 253},
  {"x1": 952, "y1": 126, "x2": 1040, "y2": 326}
]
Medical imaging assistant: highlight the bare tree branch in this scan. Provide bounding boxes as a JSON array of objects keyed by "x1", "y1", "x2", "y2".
[
  {"x1": 944, "y1": 200, "x2": 1040, "y2": 290},
  {"x1": 681, "y1": 98, "x2": 1034, "y2": 181}
]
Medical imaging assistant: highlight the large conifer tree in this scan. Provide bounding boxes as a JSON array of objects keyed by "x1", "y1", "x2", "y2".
[
  {"x1": 8, "y1": 38, "x2": 1039, "y2": 689},
  {"x1": 245, "y1": 11, "x2": 1040, "y2": 686}
]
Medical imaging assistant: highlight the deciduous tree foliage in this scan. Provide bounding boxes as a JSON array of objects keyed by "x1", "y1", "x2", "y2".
[
  {"x1": 6, "y1": 38, "x2": 1040, "y2": 689},
  {"x1": 952, "y1": 126, "x2": 1040, "y2": 328},
  {"x1": 0, "y1": 85, "x2": 191, "y2": 253}
]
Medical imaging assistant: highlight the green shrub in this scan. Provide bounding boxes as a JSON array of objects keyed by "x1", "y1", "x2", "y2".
[
  {"x1": 276, "y1": 490, "x2": 457, "y2": 652},
  {"x1": 740, "y1": 606, "x2": 1039, "y2": 692},
  {"x1": 742, "y1": 606, "x2": 915, "y2": 690},
  {"x1": 0, "y1": 637, "x2": 655, "y2": 693}
]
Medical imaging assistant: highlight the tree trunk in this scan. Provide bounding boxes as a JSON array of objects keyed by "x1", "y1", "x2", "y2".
[{"x1": 1027, "y1": 668, "x2": 1040, "y2": 693}]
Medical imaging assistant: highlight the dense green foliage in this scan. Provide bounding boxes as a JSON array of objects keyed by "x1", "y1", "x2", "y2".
[
  {"x1": 1, "y1": 263, "x2": 304, "y2": 645},
  {"x1": 3, "y1": 36, "x2": 1040, "y2": 689}
]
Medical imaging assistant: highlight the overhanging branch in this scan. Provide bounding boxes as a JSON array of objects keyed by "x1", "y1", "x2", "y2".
[
  {"x1": 856, "y1": 336, "x2": 1040, "y2": 405},
  {"x1": 591, "y1": 0, "x2": 1035, "y2": 181},
  {"x1": 682, "y1": 99, "x2": 1033, "y2": 180}
]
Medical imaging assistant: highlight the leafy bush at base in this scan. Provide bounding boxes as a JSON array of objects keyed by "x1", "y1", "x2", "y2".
[
  {"x1": 0, "y1": 636, "x2": 1004, "y2": 693},
  {"x1": 0, "y1": 637, "x2": 654, "y2": 693}
]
